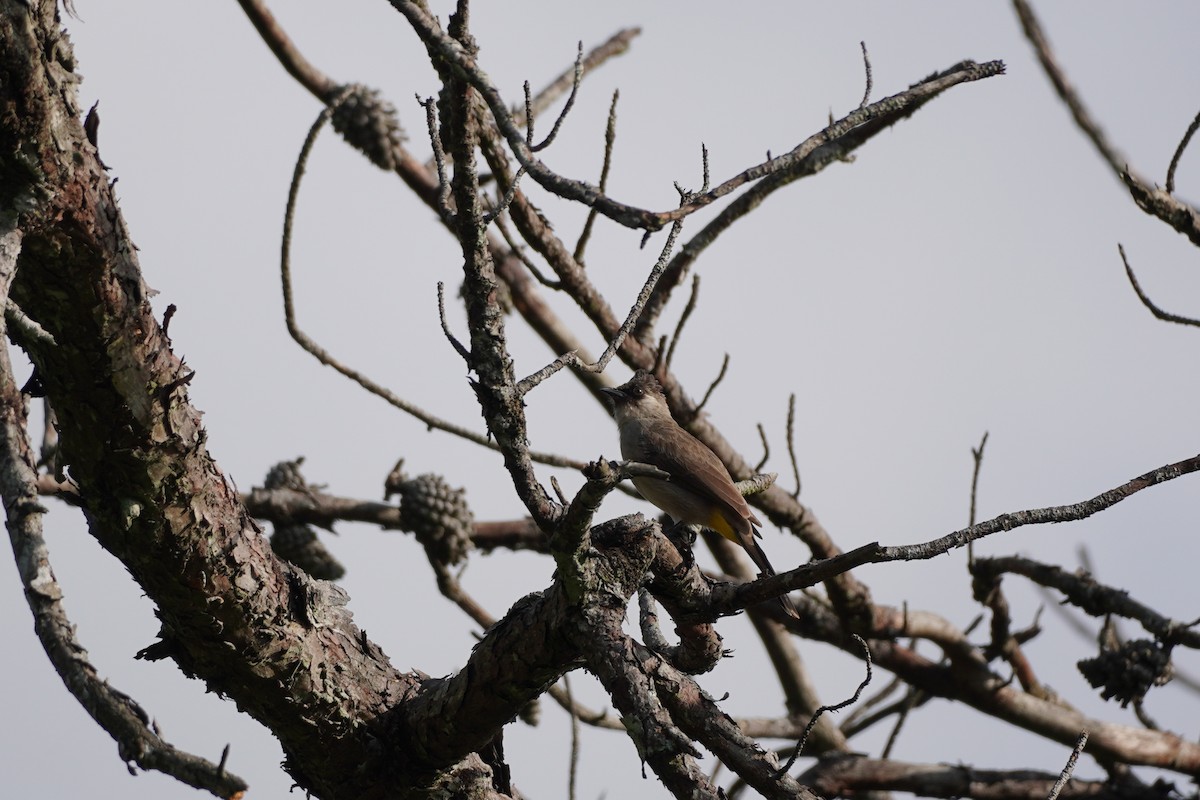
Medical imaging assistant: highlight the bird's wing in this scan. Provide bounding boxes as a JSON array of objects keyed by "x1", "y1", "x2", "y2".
[{"x1": 634, "y1": 420, "x2": 754, "y2": 526}]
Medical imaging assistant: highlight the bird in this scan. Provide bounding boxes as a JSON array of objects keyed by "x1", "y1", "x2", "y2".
[{"x1": 600, "y1": 370, "x2": 799, "y2": 620}]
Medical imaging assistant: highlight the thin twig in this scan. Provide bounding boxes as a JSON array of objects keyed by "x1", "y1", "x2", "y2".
[
  {"x1": 880, "y1": 688, "x2": 922, "y2": 759},
  {"x1": 637, "y1": 59, "x2": 1006, "y2": 337},
  {"x1": 417, "y1": 95, "x2": 453, "y2": 219},
  {"x1": 778, "y1": 634, "x2": 872, "y2": 774},
  {"x1": 786, "y1": 393, "x2": 801, "y2": 499},
  {"x1": 1118, "y1": 244, "x2": 1200, "y2": 328},
  {"x1": 969, "y1": 432, "x2": 989, "y2": 527},
  {"x1": 564, "y1": 673, "x2": 581, "y2": 800},
  {"x1": 514, "y1": 219, "x2": 684, "y2": 395},
  {"x1": 672, "y1": 144, "x2": 711, "y2": 202},
  {"x1": 879, "y1": 453, "x2": 1200, "y2": 563},
  {"x1": 516, "y1": 28, "x2": 640, "y2": 129},
  {"x1": 1167, "y1": 109, "x2": 1200, "y2": 194},
  {"x1": 493, "y1": 212, "x2": 562, "y2": 289},
  {"x1": 974, "y1": 555, "x2": 1200, "y2": 649},
  {"x1": 523, "y1": 81, "x2": 535, "y2": 147},
  {"x1": 437, "y1": 282, "x2": 471, "y2": 363},
  {"x1": 651, "y1": 334, "x2": 668, "y2": 377},
  {"x1": 483, "y1": 165, "x2": 527, "y2": 223},
  {"x1": 1012, "y1": 0, "x2": 1121, "y2": 174},
  {"x1": 1132, "y1": 700, "x2": 1160, "y2": 731},
  {"x1": 279, "y1": 88, "x2": 583, "y2": 469},
  {"x1": 1047, "y1": 731, "x2": 1089, "y2": 800},
  {"x1": 391, "y1": 5, "x2": 1006, "y2": 231},
  {"x1": 665, "y1": 275, "x2": 701, "y2": 373},
  {"x1": 858, "y1": 41, "x2": 873, "y2": 109},
  {"x1": 840, "y1": 673, "x2": 904, "y2": 732},
  {"x1": 967, "y1": 431, "x2": 989, "y2": 565},
  {"x1": 1013, "y1": 0, "x2": 1200, "y2": 246},
  {"x1": 575, "y1": 89, "x2": 619, "y2": 264},
  {"x1": 531, "y1": 42, "x2": 583, "y2": 153},
  {"x1": 694, "y1": 353, "x2": 730, "y2": 415},
  {"x1": 754, "y1": 423, "x2": 770, "y2": 473}
]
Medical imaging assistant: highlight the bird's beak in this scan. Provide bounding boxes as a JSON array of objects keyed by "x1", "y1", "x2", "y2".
[{"x1": 599, "y1": 386, "x2": 624, "y2": 407}]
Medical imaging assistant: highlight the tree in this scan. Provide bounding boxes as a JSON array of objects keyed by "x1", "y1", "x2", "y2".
[{"x1": 3, "y1": 2, "x2": 1199, "y2": 798}]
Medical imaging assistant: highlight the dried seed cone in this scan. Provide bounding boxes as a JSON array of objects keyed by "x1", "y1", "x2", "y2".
[
  {"x1": 263, "y1": 457, "x2": 309, "y2": 492},
  {"x1": 331, "y1": 84, "x2": 406, "y2": 172},
  {"x1": 397, "y1": 473, "x2": 474, "y2": 566},
  {"x1": 270, "y1": 524, "x2": 346, "y2": 581},
  {"x1": 1078, "y1": 638, "x2": 1173, "y2": 707}
]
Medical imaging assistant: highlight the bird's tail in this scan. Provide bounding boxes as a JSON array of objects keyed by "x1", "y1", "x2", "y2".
[{"x1": 745, "y1": 535, "x2": 801, "y2": 621}]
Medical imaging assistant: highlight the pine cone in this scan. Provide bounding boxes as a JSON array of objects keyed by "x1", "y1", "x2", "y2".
[
  {"x1": 331, "y1": 84, "x2": 406, "y2": 172},
  {"x1": 263, "y1": 457, "x2": 309, "y2": 492},
  {"x1": 1078, "y1": 638, "x2": 1173, "y2": 707},
  {"x1": 271, "y1": 524, "x2": 346, "y2": 581},
  {"x1": 263, "y1": 458, "x2": 343, "y2": 580},
  {"x1": 395, "y1": 472, "x2": 474, "y2": 566}
]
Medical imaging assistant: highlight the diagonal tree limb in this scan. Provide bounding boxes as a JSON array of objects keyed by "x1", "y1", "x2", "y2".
[
  {"x1": 0, "y1": 218, "x2": 248, "y2": 799},
  {"x1": 392, "y1": 0, "x2": 1004, "y2": 231},
  {"x1": 1013, "y1": 0, "x2": 1200, "y2": 246}
]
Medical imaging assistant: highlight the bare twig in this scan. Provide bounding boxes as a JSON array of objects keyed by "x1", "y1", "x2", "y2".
[
  {"x1": 279, "y1": 90, "x2": 582, "y2": 469},
  {"x1": 1166, "y1": 109, "x2": 1200, "y2": 194},
  {"x1": 392, "y1": 4, "x2": 1006, "y2": 231},
  {"x1": 483, "y1": 165, "x2": 528, "y2": 223},
  {"x1": 516, "y1": 28, "x2": 640, "y2": 129},
  {"x1": 1118, "y1": 244, "x2": 1200, "y2": 328},
  {"x1": 1013, "y1": 0, "x2": 1200, "y2": 245},
  {"x1": 664, "y1": 274, "x2": 701, "y2": 373},
  {"x1": 564, "y1": 674, "x2": 581, "y2": 800},
  {"x1": 778, "y1": 634, "x2": 872, "y2": 774},
  {"x1": 418, "y1": 95, "x2": 453, "y2": 219},
  {"x1": 493, "y1": 212, "x2": 562, "y2": 289},
  {"x1": 574, "y1": 89, "x2": 620, "y2": 264},
  {"x1": 514, "y1": 219, "x2": 683, "y2": 395},
  {"x1": 880, "y1": 688, "x2": 922, "y2": 759},
  {"x1": 786, "y1": 393, "x2": 801, "y2": 499},
  {"x1": 858, "y1": 41, "x2": 873, "y2": 109},
  {"x1": 637, "y1": 58, "x2": 1006, "y2": 336},
  {"x1": 879, "y1": 453, "x2": 1200, "y2": 563},
  {"x1": 1047, "y1": 731, "x2": 1089, "y2": 800},
  {"x1": 694, "y1": 353, "x2": 730, "y2": 415},
  {"x1": 437, "y1": 282, "x2": 472, "y2": 363},
  {"x1": 967, "y1": 430, "x2": 989, "y2": 564},
  {"x1": 969, "y1": 432, "x2": 989, "y2": 527},
  {"x1": 1131, "y1": 700, "x2": 1159, "y2": 731},
  {"x1": 530, "y1": 42, "x2": 583, "y2": 153},
  {"x1": 522, "y1": 81, "x2": 534, "y2": 147},
  {"x1": 973, "y1": 555, "x2": 1200, "y2": 649},
  {"x1": 840, "y1": 673, "x2": 904, "y2": 732},
  {"x1": 1012, "y1": 0, "x2": 1121, "y2": 173},
  {"x1": 754, "y1": 423, "x2": 770, "y2": 473}
]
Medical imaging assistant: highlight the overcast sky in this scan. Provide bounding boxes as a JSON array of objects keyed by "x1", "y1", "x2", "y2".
[{"x1": 3, "y1": 2, "x2": 1199, "y2": 798}]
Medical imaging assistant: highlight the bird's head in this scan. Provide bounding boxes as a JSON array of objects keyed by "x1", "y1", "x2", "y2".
[{"x1": 600, "y1": 370, "x2": 672, "y2": 423}]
